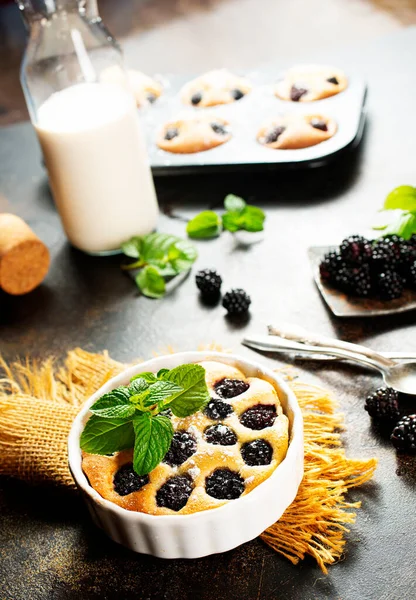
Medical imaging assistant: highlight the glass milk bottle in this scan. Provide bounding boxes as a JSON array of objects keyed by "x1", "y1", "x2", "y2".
[{"x1": 16, "y1": 0, "x2": 159, "y2": 255}]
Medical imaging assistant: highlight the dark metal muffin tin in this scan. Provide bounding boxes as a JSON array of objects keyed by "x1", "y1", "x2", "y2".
[{"x1": 141, "y1": 69, "x2": 367, "y2": 176}]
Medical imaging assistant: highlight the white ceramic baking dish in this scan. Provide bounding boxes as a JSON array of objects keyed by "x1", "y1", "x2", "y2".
[{"x1": 68, "y1": 351, "x2": 304, "y2": 558}]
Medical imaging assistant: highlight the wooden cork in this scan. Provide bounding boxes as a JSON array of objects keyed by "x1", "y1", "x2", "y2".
[{"x1": 0, "y1": 214, "x2": 50, "y2": 295}]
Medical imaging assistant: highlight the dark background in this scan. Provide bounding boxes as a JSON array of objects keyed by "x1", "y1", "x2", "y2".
[{"x1": 1, "y1": 3, "x2": 416, "y2": 599}]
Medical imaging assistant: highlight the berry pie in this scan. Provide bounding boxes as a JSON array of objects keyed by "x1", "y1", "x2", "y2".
[
  {"x1": 82, "y1": 361, "x2": 289, "y2": 515},
  {"x1": 157, "y1": 115, "x2": 231, "y2": 153},
  {"x1": 257, "y1": 114, "x2": 337, "y2": 149},
  {"x1": 181, "y1": 69, "x2": 252, "y2": 107},
  {"x1": 275, "y1": 65, "x2": 348, "y2": 102}
]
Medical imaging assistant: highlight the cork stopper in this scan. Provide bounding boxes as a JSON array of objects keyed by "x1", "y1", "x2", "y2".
[{"x1": 0, "y1": 213, "x2": 50, "y2": 295}]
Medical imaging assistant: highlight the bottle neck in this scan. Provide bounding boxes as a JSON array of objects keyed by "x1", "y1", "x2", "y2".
[{"x1": 16, "y1": 0, "x2": 96, "y2": 24}]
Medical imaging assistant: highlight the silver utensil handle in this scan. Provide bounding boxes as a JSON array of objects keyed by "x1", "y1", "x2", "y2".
[
  {"x1": 243, "y1": 335, "x2": 389, "y2": 373},
  {"x1": 268, "y1": 323, "x2": 395, "y2": 369}
]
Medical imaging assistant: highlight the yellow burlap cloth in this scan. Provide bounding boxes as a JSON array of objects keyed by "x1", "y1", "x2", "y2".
[{"x1": 0, "y1": 348, "x2": 377, "y2": 573}]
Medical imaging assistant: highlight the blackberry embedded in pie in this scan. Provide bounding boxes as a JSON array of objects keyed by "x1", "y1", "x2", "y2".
[{"x1": 82, "y1": 360, "x2": 289, "y2": 515}]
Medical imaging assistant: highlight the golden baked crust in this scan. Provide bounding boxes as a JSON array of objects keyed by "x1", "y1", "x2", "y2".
[
  {"x1": 275, "y1": 65, "x2": 348, "y2": 102},
  {"x1": 82, "y1": 360, "x2": 289, "y2": 515},
  {"x1": 257, "y1": 114, "x2": 337, "y2": 149},
  {"x1": 100, "y1": 66, "x2": 163, "y2": 107},
  {"x1": 157, "y1": 115, "x2": 231, "y2": 154},
  {"x1": 181, "y1": 69, "x2": 252, "y2": 107}
]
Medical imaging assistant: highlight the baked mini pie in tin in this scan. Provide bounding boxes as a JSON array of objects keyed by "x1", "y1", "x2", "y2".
[
  {"x1": 157, "y1": 115, "x2": 231, "y2": 154},
  {"x1": 82, "y1": 360, "x2": 289, "y2": 515},
  {"x1": 275, "y1": 65, "x2": 348, "y2": 102},
  {"x1": 181, "y1": 69, "x2": 252, "y2": 107},
  {"x1": 257, "y1": 114, "x2": 337, "y2": 150}
]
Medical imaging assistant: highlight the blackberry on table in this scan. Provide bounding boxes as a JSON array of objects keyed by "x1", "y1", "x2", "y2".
[
  {"x1": 240, "y1": 404, "x2": 277, "y2": 430},
  {"x1": 204, "y1": 398, "x2": 233, "y2": 420},
  {"x1": 374, "y1": 270, "x2": 404, "y2": 300},
  {"x1": 364, "y1": 387, "x2": 400, "y2": 422},
  {"x1": 214, "y1": 378, "x2": 249, "y2": 399},
  {"x1": 340, "y1": 235, "x2": 372, "y2": 265},
  {"x1": 113, "y1": 463, "x2": 149, "y2": 496},
  {"x1": 204, "y1": 423, "x2": 237, "y2": 445},
  {"x1": 163, "y1": 431, "x2": 197, "y2": 467},
  {"x1": 156, "y1": 475, "x2": 193, "y2": 511},
  {"x1": 241, "y1": 439, "x2": 273, "y2": 466},
  {"x1": 195, "y1": 269, "x2": 222, "y2": 298},
  {"x1": 391, "y1": 415, "x2": 416, "y2": 452},
  {"x1": 205, "y1": 468, "x2": 245, "y2": 500},
  {"x1": 222, "y1": 288, "x2": 251, "y2": 316}
]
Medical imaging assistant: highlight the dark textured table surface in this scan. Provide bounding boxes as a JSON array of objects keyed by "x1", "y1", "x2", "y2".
[{"x1": 1, "y1": 28, "x2": 416, "y2": 600}]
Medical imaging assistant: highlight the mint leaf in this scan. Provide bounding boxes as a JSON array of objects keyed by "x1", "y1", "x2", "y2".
[
  {"x1": 121, "y1": 236, "x2": 142, "y2": 259},
  {"x1": 136, "y1": 265, "x2": 166, "y2": 298},
  {"x1": 157, "y1": 368, "x2": 169, "y2": 378},
  {"x1": 384, "y1": 186, "x2": 416, "y2": 212},
  {"x1": 140, "y1": 233, "x2": 179, "y2": 263},
  {"x1": 186, "y1": 211, "x2": 222, "y2": 239},
  {"x1": 133, "y1": 413, "x2": 174, "y2": 475},
  {"x1": 146, "y1": 380, "x2": 183, "y2": 404},
  {"x1": 89, "y1": 387, "x2": 135, "y2": 419},
  {"x1": 224, "y1": 194, "x2": 246, "y2": 213},
  {"x1": 383, "y1": 211, "x2": 416, "y2": 240},
  {"x1": 168, "y1": 240, "x2": 198, "y2": 273},
  {"x1": 164, "y1": 364, "x2": 210, "y2": 417},
  {"x1": 80, "y1": 415, "x2": 135, "y2": 454},
  {"x1": 223, "y1": 205, "x2": 265, "y2": 233},
  {"x1": 128, "y1": 378, "x2": 150, "y2": 395},
  {"x1": 239, "y1": 205, "x2": 266, "y2": 232},
  {"x1": 131, "y1": 372, "x2": 157, "y2": 384}
]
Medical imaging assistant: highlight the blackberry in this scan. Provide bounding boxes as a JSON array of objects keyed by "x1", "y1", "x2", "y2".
[
  {"x1": 407, "y1": 260, "x2": 416, "y2": 289},
  {"x1": 391, "y1": 415, "x2": 416, "y2": 452},
  {"x1": 191, "y1": 92, "x2": 202, "y2": 105},
  {"x1": 241, "y1": 439, "x2": 273, "y2": 466},
  {"x1": 310, "y1": 118, "x2": 328, "y2": 132},
  {"x1": 156, "y1": 475, "x2": 193, "y2": 511},
  {"x1": 327, "y1": 76, "x2": 339, "y2": 85},
  {"x1": 205, "y1": 468, "x2": 245, "y2": 500},
  {"x1": 211, "y1": 122, "x2": 228, "y2": 136},
  {"x1": 371, "y1": 238, "x2": 399, "y2": 272},
  {"x1": 163, "y1": 431, "x2": 197, "y2": 467},
  {"x1": 409, "y1": 234, "x2": 416, "y2": 250},
  {"x1": 264, "y1": 125, "x2": 285, "y2": 144},
  {"x1": 195, "y1": 269, "x2": 222, "y2": 298},
  {"x1": 290, "y1": 84, "x2": 308, "y2": 101},
  {"x1": 204, "y1": 423, "x2": 237, "y2": 445},
  {"x1": 319, "y1": 251, "x2": 345, "y2": 283},
  {"x1": 113, "y1": 463, "x2": 149, "y2": 496},
  {"x1": 340, "y1": 235, "x2": 372, "y2": 265},
  {"x1": 364, "y1": 387, "x2": 400, "y2": 422},
  {"x1": 204, "y1": 398, "x2": 233, "y2": 420},
  {"x1": 374, "y1": 270, "x2": 403, "y2": 300},
  {"x1": 334, "y1": 264, "x2": 372, "y2": 297},
  {"x1": 222, "y1": 288, "x2": 251, "y2": 315},
  {"x1": 230, "y1": 88, "x2": 245, "y2": 100},
  {"x1": 164, "y1": 127, "x2": 179, "y2": 141},
  {"x1": 214, "y1": 378, "x2": 249, "y2": 399},
  {"x1": 240, "y1": 404, "x2": 277, "y2": 430}
]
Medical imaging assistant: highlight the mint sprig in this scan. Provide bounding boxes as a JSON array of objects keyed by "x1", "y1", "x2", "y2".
[
  {"x1": 80, "y1": 364, "x2": 210, "y2": 476},
  {"x1": 373, "y1": 185, "x2": 416, "y2": 240},
  {"x1": 121, "y1": 233, "x2": 197, "y2": 298},
  {"x1": 186, "y1": 194, "x2": 266, "y2": 239}
]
